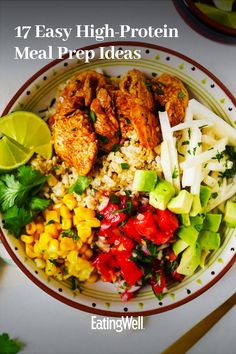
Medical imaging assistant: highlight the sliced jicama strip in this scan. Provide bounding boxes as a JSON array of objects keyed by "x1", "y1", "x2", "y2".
[
  {"x1": 160, "y1": 140, "x2": 172, "y2": 184},
  {"x1": 184, "y1": 106, "x2": 193, "y2": 121},
  {"x1": 189, "y1": 99, "x2": 236, "y2": 145},
  {"x1": 203, "y1": 174, "x2": 218, "y2": 188},
  {"x1": 201, "y1": 134, "x2": 218, "y2": 145},
  {"x1": 180, "y1": 137, "x2": 228, "y2": 170},
  {"x1": 206, "y1": 183, "x2": 236, "y2": 211},
  {"x1": 171, "y1": 120, "x2": 212, "y2": 133},
  {"x1": 206, "y1": 160, "x2": 233, "y2": 171}
]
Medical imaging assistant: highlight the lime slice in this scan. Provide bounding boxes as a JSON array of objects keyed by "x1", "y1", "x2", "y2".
[
  {"x1": 0, "y1": 135, "x2": 34, "y2": 171},
  {"x1": 0, "y1": 111, "x2": 52, "y2": 161},
  {"x1": 213, "y1": 0, "x2": 234, "y2": 12}
]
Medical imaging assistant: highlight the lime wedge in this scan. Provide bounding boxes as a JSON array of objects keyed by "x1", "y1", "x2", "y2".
[
  {"x1": 0, "y1": 111, "x2": 52, "y2": 161},
  {"x1": 0, "y1": 136, "x2": 34, "y2": 171},
  {"x1": 213, "y1": 0, "x2": 234, "y2": 12}
]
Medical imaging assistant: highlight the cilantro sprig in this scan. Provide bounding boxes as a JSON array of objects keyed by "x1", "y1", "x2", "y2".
[
  {"x1": 0, "y1": 333, "x2": 23, "y2": 354},
  {"x1": 0, "y1": 166, "x2": 50, "y2": 237}
]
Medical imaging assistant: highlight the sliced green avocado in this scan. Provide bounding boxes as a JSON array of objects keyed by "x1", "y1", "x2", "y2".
[
  {"x1": 179, "y1": 213, "x2": 191, "y2": 226},
  {"x1": 177, "y1": 243, "x2": 201, "y2": 276},
  {"x1": 149, "y1": 179, "x2": 175, "y2": 210},
  {"x1": 172, "y1": 239, "x2": 189, "y2": 256},
  {"x1": 198, "y1": 230, "x2": 220, "y2": 251},
  {"x1": 177, "y1": 225, "x2": 199, "y2": 246},
  {"x1": 200, "y1": 249, "x2": 210, "y2": 268},
  {"x1": 190, "y1": 195, "x2": 202, "y2": 217},
  {"x1": 190, "y1": 214, "x2": 205, "y2": 232},
  {"x1": 168, "y1": 190, "x2": 194, "y2": 214},
  {"x1": 203, "y1": 214, "x2": 222, "y2": 232},
  {"x1": 224, "y1": 201, "x2": 236, "y2": 228},
  {"x1": 133, "y1": 170, "x2": 158, "y2": 192},
  {"x1": 200, "y1": 185, "x2": 212, "y2": 209}
]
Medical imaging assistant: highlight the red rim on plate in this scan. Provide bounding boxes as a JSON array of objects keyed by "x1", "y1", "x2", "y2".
[{"x1": 0, "y1": 42, "x2": 235, "y2": 316}]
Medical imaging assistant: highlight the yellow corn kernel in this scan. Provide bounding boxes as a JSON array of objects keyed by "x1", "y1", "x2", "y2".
[
  {"x1": 87, "y1": 234, "x2": 94, "y2": 245},
  {"x1": 26, "y1": 222, "x2": 37, "y2": 235},
  {"x1": 87, "y1": 273, "x2": 99, "y2": 283},
  {"x1": 25, "y1": 244, "x2": 37, "y2": 258},
  {"x1": 61, "y1": 218, "x2": 72, "y2": 230},
  {"x1": 67, "y1": 250, "x2": 78, "y2": 265},
  {"x1": 85, "y1": 248, "x2": 93, "y2": 259},
  {"x1": 21, "y1": 235, "x2": 34, "y2": 244},
  {"x1": 63, "y1": 194, "x2": 77, "y2": 210},
  {"x1": 54, "y1": 271, "x2": 63, "y2": 281},
  {"x1": 45, "y1": 260, "x2": 57, "y2": 276},
  {"x1": 76, "y1": 239, "x2": 83, "y2": 250},
  {"x1": 48, "y1": 239, "x2": 59, "y2": 255},
  {"x1": 79, "y1": 243, "x2": 88, "y2": 254},
  {"x1": 77, "y1": 225, "x2": 92, "y2": 242},
  {"x1": 34, "y1": 258, "x2": 46, "y2": 269},
  {"x1": 48, "y1": 174, "x2": 58, "y2": 187},
  {"x1": 60, "y1": 237, "x2": 75, "y2": 252},
  {"x1": 84, "y1": 218, "x2": 100, "y2": 228},
  {"x1": 45, "y1": 223, "x2": 59, "y2": 237},
  {"x1": 44, "y1": 210, "x2": 60, "y2": 223},
  {"x1": 33, "y1": 242, "x2": 42, "y2": 257},
  {"x1": 60, "y1": 205, "x2": 72, "y2": 219},
  {"x1": 36, "y1": 222, "x2": 44, "y2": 234},
  {"x1": 74, "y1": 206, "x2": 95, "y2": 221}
]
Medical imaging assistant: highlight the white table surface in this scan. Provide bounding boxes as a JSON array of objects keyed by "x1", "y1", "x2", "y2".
[{"x1": 0, "y1": 1, "x2": 235, "y2": 353}]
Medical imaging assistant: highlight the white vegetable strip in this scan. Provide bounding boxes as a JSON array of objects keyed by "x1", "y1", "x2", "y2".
[
  {"x1": 159, "y1": 111, "x2": 180, "y2": 191},
  {"x1": 206, "y1": 160, "x2": 233, "y2": 171},
  {"x1": 189, "y1": 99, "x2": 236, "y2": 146},
  {"x1": 203, "y1": 175, "x2": 218, "y2": 188},
  {"x1": 171, "y1": 120, "x2": 212, "y2": 133},
  {"x1": 160, "y1": 140, "x2": 172, "y2": 184},
  {"x1": 180, "y1": 137, "x2": 228, "y2": 170},
  {"x1": 206, "y1": 183, "x2": 236, "y2": 211},
  {"x1": 185, "y1": 106, "x2": 193, "y2": 121},
  {"x1": 201, "y1": 134, "x2": 217, "y2": 146}
]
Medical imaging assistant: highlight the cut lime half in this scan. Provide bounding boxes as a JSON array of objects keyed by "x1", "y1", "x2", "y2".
[{"x1": 0, "y1": 111, "x2": 52, "y2": 171}]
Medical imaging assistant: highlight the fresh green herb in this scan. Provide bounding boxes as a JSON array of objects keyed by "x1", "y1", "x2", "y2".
[
  {"x1": 193, "y1": 147, "x2": 197, "y2": 156},
  {"x1": 68, "y1": 175, "x2": 91, "y2": 195},
  {"x1": 219, "y1": 145, "x2": 236, "y2": 179},
  {"x1": 125, "y1": 117, "x2": 131, "y2": 124},
  {"x1": 157, "y1": 81, "x2": 166, "y2": 87},
  {"x1": 111, "y1": 144, "x2": 120, "y2": 152},
  {"x1": 46, "y1": 220, "x2": 55, "y2": 225},
  {"x1": 198, "y1": 142, "x2": 202, "y2": 147},
  {"x1": 156, "y1": 272, "x2": 161, "y2": 287},
  {"x1": 187, "y1": 129, "x2": 191, "y2": 139},
  {"x1": 151, "y1": 72, "x2": 157, "y2": 77},
  {"x1": 109, "y1": 193, "x2": 120, "y2": 205},
  {"x1": 61, "y1": 229, "x2": 78, "y2": 241},
  {"x1": 118, "y1": 220, "x2": 127, "y2": 227},
  {"x1": 0, "y1": 166, "x2": 49, "y2": 237},
  {"x1": 172, "y1": 166, "x2": 179, "y2": 179},
  {"x1": 208, "y1": 147, "x2": 214, "y2": 151},
  {"x1": 28, "y1": 196, "x2": 50, "y2": 211},
  {"x1": 211, "y1": 192, "x2": 218, "y2": 199},
  {"x1": 187, "y1": 149, "x2": 191, "y2": 155},
  {"x1": 113, "y1": 200, "x2": 133, "y2": 215},
  {"x1": 71, "y1": 127, "x2": 77, "y2": 132},
  {"x1": 71, "y1": 276, "x2": 77, "y2": 290},
  {"x1": 157, "y1": 293, "x2": 164, "y2": 301},
  {"x1": 52, "y1": 165, "x2": 60, "y2": 170},
  {"x1": 124, "y1": 190, "x2": 132, "y2": 197},
  {"x1": 96, "y1": 212, "x2": 104, "y2": 221},
  {"x1": 181, "y1": 140, "x2": 189, "y2": 146},
  {"x1": 89, "y1": 110, "x2": 96, "y2": 122},
  {"x1": 213, "y1": 151, "x2": 224, "y2": 162},
  {"x1": 48, "y1": 259, "x2": 61, "y2": 267},
  {"x1": 115, "y1": 130, "x2": 121, "y2": 138},
  {"x1": 146, "y1": 241, "x2": 157, "y2": 256},
  {"x1": 0, "y1": 333, "x2": 23, "y2": 354},
  {"x1": 178, "y1": 91, "x2": 185, "y2": 100},
  {"x1": 178, "y1": 152, "x2": 184, "y2": 157},
  {"x1": 96, "y1": 134, "x2": 109, "y2": 144},
  {"x1": 199, "y1": 124, "x2": 208, "y2": 129},
  {"x1": 155, "y1": 87, "x2": 164, "y2": 95},
  {"x1": 120, "y1": 163, "x2": 129, "y2": 170},
  {"x1": 145, "y1": 81, "x2": 152, "y2": 91}
]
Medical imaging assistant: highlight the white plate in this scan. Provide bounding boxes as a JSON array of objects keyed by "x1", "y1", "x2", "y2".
[{"x1": 1, "y1": 42, "x2": 235, "y2": 316}]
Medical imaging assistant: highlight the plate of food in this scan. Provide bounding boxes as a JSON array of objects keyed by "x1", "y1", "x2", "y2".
[{"x1": 0, "y1": 42, "x2": 235, "y2": 316}]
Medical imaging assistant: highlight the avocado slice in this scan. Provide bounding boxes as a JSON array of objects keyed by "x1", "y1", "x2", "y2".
[
  {"x1": 203, "y1": 214, "x2": 222, "y2": 232},
  {"x1": 177, "y1": 243, "x2": 201, "y2": 276},
  {"x1": 190, "y1": 214, "x2": 205, "y2": 232},
  {"x1": 200, "y1": 185, "x2": 212, "y2": 209},
  {"x1": 190, "y1": 195, "x2": 202, "y2": 217},
  {"x1": 149, "y1": 179, "x2": 175, "y2": 210},
  {"x1": 179, "y1": 213, "x2": 191, "y2": 226},
  {"x1": 168, "y1": 190, "x2": 194, "y2": 214},
  {"x1": 133, "y1": 170, "x2": 158, "y2": 192},
  {"x1": 200, "y1": 249, "x2": 210, "y2": 268},
  {"x1": 224, "y1": 201, "x2": 236, "y2": 228},
  {"x1": 198, "y1": 230, "x2": 220, "y2": 251},
  {"x1": 177, "y1": 225, "x2": 199, "y2": 246},
  {"x1": 172, "y1": 239, "x2": 189, "y2": 256}
]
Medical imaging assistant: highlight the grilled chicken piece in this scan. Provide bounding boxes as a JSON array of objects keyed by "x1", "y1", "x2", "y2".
[
  {"x1": 53, "y1": 109, "x2": 98, "y2": 175},
  {"x1": 152, "y1": 73, "x2": 189, "y2": 126},
  {"x1": 116, "y1": 69, "x2": 160, "y2": 148},
  {"x1": 115, "y1": 91, "x2": 134, "y2": 144},
  {"x1": 90, "y1": 88, "x2": 120, "y2": 153}
]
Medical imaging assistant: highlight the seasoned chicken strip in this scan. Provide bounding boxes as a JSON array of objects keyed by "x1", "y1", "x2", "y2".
[
  {"x1": 115, "y1": 91, "x2": 134, "y2": 143},
  {"x1": 152, "y1": 73, "x2": 189, "y2": 126},
  {"x1": 91, "y1": 88, "x2": 120, "y2": 152},
  {"x1": 116, "y1": 69, "x2": 160, "y2": 148},
  {"x1": 53, "y1": 109, "x2": 98, "y2": 175}
]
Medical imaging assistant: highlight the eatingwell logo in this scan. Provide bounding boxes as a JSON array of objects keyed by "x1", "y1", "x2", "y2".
[{"x1": 91, "y1": 316, "x2": 144, "y2": 332}]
